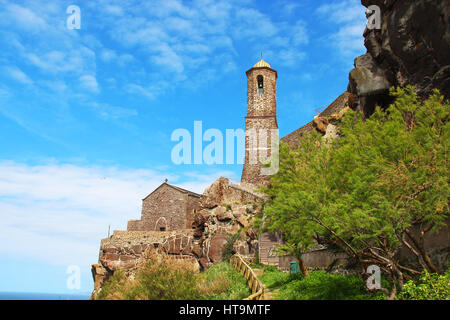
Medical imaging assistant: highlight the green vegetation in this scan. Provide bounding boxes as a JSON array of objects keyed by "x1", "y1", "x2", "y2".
[
  {"x1": 198, "y1": 262, "x2": 251, "y2": 300},
  {"x1": 96, "y1": 250, "x2": 250, "y2": 300},
  {"x1": 261, "y1": 87, "x2": 449, "y2": 299},
  {"x1": 257, "y1": 266, "x2": 385, "y2": 300},
  {"x1": 221, "y1": 230, "x2": 241, "y2": 262},
  {"x1": 398, "y1": 268, "x2": 450, "y2": 300}
]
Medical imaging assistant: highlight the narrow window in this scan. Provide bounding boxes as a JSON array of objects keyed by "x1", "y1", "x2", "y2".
[
  {"x1": 160, "y1": 227, "x2": 166, "y2": 231},
  {"x1": 257, "y1": 75, "x2": 264, "y2": 94}
]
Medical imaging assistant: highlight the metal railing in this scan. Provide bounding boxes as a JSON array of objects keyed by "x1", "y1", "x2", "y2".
[{"x1": 230, "y1": 254, "x2": 265, "y2": 300}]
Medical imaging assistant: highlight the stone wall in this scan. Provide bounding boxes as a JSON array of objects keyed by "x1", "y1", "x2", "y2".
[
  {"x1": 398, "y1": 217, "x2": 450, "y2": 272},
  {"x1": 91, "y1": 177, "x2": 264, "y2": 299},
  {"x1": 259, "y1": 232, "x2": 282, "y2": 266},
  {"x1": 281, "y1": 92, "x2": 355, "y2": 149},
  {"x1": 242, "y1": 65, "x2": 279, "y2": 187},
  {"x1": 90, "y1": 229, "x2": 199, "y2": 299},
  {"x1": 246, "y1": 67, "x2": 277, "y2": 117},
  {"x1": 200, "y1": 177, "x2": 263, "y2": 209},
  {"x1": 127, "y1": 183, "x2": 201, "y2": 231}
]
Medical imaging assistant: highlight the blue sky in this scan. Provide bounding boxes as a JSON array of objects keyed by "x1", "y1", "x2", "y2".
[{"x1": 0, "y1": 0, "x2": 367, "y2": 294}]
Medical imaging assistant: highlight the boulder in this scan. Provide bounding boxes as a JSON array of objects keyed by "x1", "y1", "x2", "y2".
[
  {"x1": 313, "y1": 116, "x2": 329, "y2": 134},
  {"x1": 216, "y1": 209, "x2": 233, "y2": 221},
  {"x1": 349, "y1": 0, "x2": 450, "y2": 116},
  {"x1": 208, "y1": 230, "x2": 228, "y2": 262},
  {"x1": 237, "y1": 215, "x2": 250, "y2": 228},
  {"x1": 349, "y1": 54, "x2": 390, "y2": 97}
]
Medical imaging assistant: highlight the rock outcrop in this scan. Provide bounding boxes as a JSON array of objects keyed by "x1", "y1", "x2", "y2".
[
  {"x1": 281, "y1": 92, "x2": 356, "y2": 149},
  {"x1": 349, "y1": 0, "x2": 450, "y2": 116},
  {"x1": 90, "y1": 177, "x2": 263, "y2": 299}
]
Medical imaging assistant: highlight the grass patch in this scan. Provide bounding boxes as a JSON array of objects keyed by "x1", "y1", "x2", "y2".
[
  {"x1": 198, "y1": 262, "x2": 251, "y2": 300},
  {"x1": 257, "y1": 266, "x2": 386, "y2": 300}
]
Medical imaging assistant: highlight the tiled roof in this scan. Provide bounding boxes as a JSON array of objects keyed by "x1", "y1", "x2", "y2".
[
  {"x1": 253, "y1": 59, "x2": 271, "y2": 68},
  {"x1": 142, "y1": 182, "x2": 202, "y2": 200}
]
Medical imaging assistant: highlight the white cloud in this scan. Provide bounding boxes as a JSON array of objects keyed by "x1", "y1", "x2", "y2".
[
  {"x1": 89, "y1": 102, "x2": 137, "y2": 120},
  {"x1": 4, "y1": 66, "x2": 33, "y2": 84},
  {"x1": 26, "y1": 47, "x2": 96, "y2": 76},
  {"x1": 316, "y1": 0, "x2": 366, "y2": 58},
  {"x1": 0, "y1": 161, "x2": 228, "y2": 269},
  {"x1": 104, "y1": 4, "x2": 124, "y2": 16},
  {"x1": 100, "y1": 48, "x2": 117, "y2": 63},
  {"x1": 1, "y1": 3, "x2": 48, "y2": 32},
  {"x1": 79, "y1": 75, "x2": 99, "y2": 93},
  {"x1": 91, "y1": 0, "x2": 309, "y2": 97},
  {"x1": 234, "y1": 8, "x2": 278, "y2": 39}
]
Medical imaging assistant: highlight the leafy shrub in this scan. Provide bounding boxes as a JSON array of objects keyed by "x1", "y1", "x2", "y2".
[
  {"x1": 96, "y1": 250, "x2": 250, "y2": 300},
  {"x1": 221, "y1": 231, "x2": 241, "y2": 262},
  {"x1": 130, "y1": 254, "x2": 201, "y2": 299},
  {"x1": 399, "y1": 268, "x2": 450, "y2": 300},
  {"x1": 262, "y1": 87, "x2": 450, "y2": 298},
  {"x1": 97, "y1": 250, "x2": 201, "y2": 300},
  {"x1": 96, "y1": 269, "x2": 133, "y2": 300}
]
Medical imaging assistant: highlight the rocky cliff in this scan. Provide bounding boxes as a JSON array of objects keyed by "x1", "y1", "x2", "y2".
[{"x1": 349, "y1": 0, "x2": 450, "y2": 117}]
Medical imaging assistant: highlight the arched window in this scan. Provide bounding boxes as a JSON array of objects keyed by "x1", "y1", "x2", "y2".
[{"x1": 257, "y1": 75, "x2": 264, "y2": 94}]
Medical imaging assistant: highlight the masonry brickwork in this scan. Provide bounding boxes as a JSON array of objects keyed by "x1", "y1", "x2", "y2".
[
  {"x1": 241, "y1": 62, "x2": 279, "y2": 187},
  {"x1": 127, "y1": 182, "x2": 201, "y2": 232}
]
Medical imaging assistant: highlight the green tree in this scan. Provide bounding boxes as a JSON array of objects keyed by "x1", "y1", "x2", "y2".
[
  {"x1": 262, "y1": 86, "x2": 449, "y2": 299},
  {"x1": 399, "y1": 268, "x2": 450, "y2": 300}
]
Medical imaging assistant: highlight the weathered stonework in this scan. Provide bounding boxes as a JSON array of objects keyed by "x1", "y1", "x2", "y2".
[
  {"x1": 349, "y1": 0, "x2": 450, "y2": 117},
  {"x1": 281, "y1": 91, "x2": 356, "y2": 149},
  {"x1": 241, "y1": 61, "x2": 279, "y2": 187},
  {"x1": 91, "y1": 177, "x2": 264, "y2": 299},
  {"x1": 200, "y1": 177, "x2": 265, "y2": 209},
  {"x1": 127, "y1": 182, "x2": 201, "y2": 231}
]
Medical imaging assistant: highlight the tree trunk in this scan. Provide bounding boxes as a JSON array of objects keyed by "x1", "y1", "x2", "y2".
[
  {"x1": 405, "y1": 228, "x2": 442, "y2": 274},
  {"x1": 298, "y1": 258, "x2": 310, "y2": 277}
]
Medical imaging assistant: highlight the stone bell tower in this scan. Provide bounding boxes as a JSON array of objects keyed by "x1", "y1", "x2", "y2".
[{"x1": 241, "y1": 59, "x2": 278, "y2": 187}]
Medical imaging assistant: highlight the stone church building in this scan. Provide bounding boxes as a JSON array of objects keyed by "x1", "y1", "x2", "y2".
[
  {"x1": 124, "y1": 58, "x2": 354, "y2": 269},
  {"x1": 127, "y1": 180, "x2": 201, "y2": 232},
  {"x1": 127, "y1": 58, "x2": 280, "y2": 233}
]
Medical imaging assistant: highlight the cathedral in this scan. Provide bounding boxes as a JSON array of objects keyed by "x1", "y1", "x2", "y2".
[{"x1": 128, "y1": 58, "x2": 281, "y2": 232}]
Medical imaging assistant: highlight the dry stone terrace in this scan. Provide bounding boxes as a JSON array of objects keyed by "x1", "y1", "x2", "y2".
[{"x1": 97, "y1": 230, "x2": 197, "y2": 270}]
